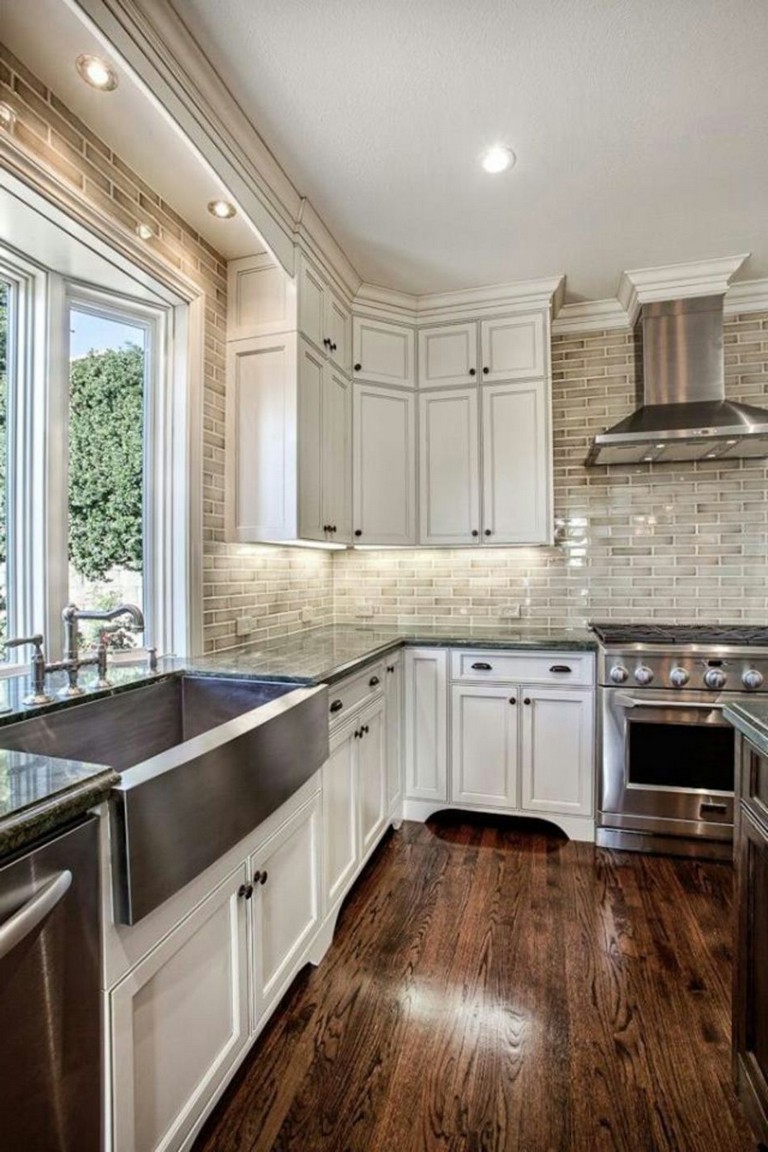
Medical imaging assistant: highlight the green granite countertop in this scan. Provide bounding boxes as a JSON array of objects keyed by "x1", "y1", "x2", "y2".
[
  {"x1": 724, "y1": 700, "x2": 768, "y2": 758},
  {"x1": 185, "y1": 623, "x2": 597, "y2": 685},
  {"x1": 0, "y1": 622, "x2": 596, "y2": 856}
]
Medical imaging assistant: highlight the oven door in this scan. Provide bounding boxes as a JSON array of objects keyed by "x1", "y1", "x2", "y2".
[{"x1": 599, "y1": 688, "x2": 737, "y2": 842}]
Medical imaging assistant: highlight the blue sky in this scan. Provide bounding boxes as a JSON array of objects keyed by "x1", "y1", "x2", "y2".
[{"x1": 69, "y1": 310, "x2": 146, "y2": 360}]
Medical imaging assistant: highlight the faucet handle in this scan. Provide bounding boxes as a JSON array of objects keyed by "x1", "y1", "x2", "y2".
[
  {"x1": 5, "y1": 633, "x2": 45, "y2": 655},
  {"x1": 4, "y1": 635, "x2": 54, "y2": 706}
]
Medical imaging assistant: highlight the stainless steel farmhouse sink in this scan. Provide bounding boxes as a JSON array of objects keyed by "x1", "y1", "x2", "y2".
[{"x1": 0, "y1": 675, "x2": 329, "y2": 923}]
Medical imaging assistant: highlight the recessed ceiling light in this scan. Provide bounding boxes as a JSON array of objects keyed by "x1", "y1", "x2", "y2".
[
  {"x1": 76, "y1": 54, "x2": 119, "y2": 91},
  {"x1": 135, "y1": 222, "x2": 156, "y2": 241},
  {"x1": 0, "y1": 103, "x2": 17, "y2": 130},
  {"x1": 207, "y1": 199, "x2": 237, "y2": 219},
  {"x1": 481, "y1": 144, "x2": 516, "y2": 174}
]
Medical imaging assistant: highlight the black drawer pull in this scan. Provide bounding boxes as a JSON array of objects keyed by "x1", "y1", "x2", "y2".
[
  {"x1": 369, "y1": 675, "x2": 380, "y2": 687},
  {"x1": 330, "y1": 699, "x2": 344, "y2": 714},
  {"x1": 549, "y1": 665, "x2": 572, "y2": 674},
  {"x1": 471, "y1": 662, "x2": 493, "y2": 671}
]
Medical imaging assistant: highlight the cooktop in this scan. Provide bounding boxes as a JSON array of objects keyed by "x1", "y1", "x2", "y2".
[{"x1": 589, "y1": 623, "x2": 768, "y2": 647}]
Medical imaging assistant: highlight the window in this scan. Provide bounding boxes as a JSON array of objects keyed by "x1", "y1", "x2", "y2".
[{"x1": 0, "y1": 278, "x2": 9, "y2": 645}]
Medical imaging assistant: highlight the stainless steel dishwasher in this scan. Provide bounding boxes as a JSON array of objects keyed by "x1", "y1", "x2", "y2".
[{"x1": 0, "y1": 815, "x2": 101, "y2": 1151}]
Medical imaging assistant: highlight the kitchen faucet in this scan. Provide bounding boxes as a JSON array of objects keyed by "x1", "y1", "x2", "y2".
[{"x1": 60, "y1": 602, "x2": 147, "y2": 697}]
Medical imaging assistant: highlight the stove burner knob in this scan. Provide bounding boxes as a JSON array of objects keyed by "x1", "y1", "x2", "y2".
[
  {"x1": 704, "y1": 668, "x2": 727, "y2": 690},
  {"x1": 634, "y1": 665, "x2": 654, "y2": 686},
  {"x1": 609, "y1": 665, "x2": 629, "y2": 684},
  {"x1": 742, "y1": 669, "x2": 764, "y2": 691},
  {"x1": 669, "y1": 666, "x2": 689, "y2": 688}
]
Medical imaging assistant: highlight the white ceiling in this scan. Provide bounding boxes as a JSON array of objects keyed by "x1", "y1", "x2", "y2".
[
  {"x1": 167, "y1": 0, "x2": 768, "y2": 300},
  {"x1": 2, "y1": 0, "x2": 265, "y2": 260}
]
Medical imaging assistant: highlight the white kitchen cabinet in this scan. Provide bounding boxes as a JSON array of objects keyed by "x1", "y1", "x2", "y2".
[
  {"x1": 520, "y1": 686, "x2": 594, "y2": 818},
  {"x1": 227, "y1": 253, "x2": 296, "y2": 341},
  {"x1": 404, "y1": 648, "x2": 448, "y2": 802},
  {"x1": 297, "y1": 338, "x2": 352, "y2": 544},
  {"x1": 384, "y1": 653, "x2": 403, "y2": 817},
  {"x1": 352, "y1": 316, "x2": 416, "y2": 388},
  {"x1": 323, "y1": 717, "x2": 359, "y2": 912},
  {"x1": 353, "y1": 382, "x2": 417, "y2": 545},
  {"x1": 481, "y1": 380, "x2": 551, "y2": 545},
  {"x1": 358, "y1": 697, "x2": 387, "y2": 859},
  {"x1": 418, "y1": 322, "x2": 478, "y2": 387},
  {"x1": 419, "y1": 388, "x2": 480, "y2": 545},
  {"x1": 480, "y1": 313, "x2": 546, "y2": 381},
  {"x1": 321, "y1": 363, "x2": 353, "y2": 542},
  {"x1": 451, "y1": 685, "x2": 518, "y2": 808},
  {"x1": 110, "y1": 866, "x2": 249, "y2": 1152},
  {"x1": 249, "y1": 793, "x2": 322, "y2": 1025},
  {"x1": 298, "y1": 254, "x2": 351, "y2": 373}
]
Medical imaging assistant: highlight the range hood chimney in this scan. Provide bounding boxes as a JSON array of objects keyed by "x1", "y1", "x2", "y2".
[{"x1": 586, "y1": 294, "x2": 768, "y2": 465}]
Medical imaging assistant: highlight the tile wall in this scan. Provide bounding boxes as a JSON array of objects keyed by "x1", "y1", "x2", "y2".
[
  {"x1": 0, "y1": 46, "x2": 333, "y2": 653},
  {"x1": 334, "y1": 313, "x2": 768, "y2": 628}
]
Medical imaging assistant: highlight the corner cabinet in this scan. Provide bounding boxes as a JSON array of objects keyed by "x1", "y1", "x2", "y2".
[{"x1": 733, "y1": 733, "x2": 768, "y2": 1145}]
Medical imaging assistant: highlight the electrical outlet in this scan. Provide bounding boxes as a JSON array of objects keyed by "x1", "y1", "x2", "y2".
[
  {"x1": 301, "y1": 607, "x2": 319, "y2": 624},
  {"x1": 236, "y1": 616, "x2": 255, "y2": 636},
  {"x1": 355, "y1": 602, "x2": 374, "y2": 619},
  {"x1": 499, "y1": 605, "x2": 521, "y2": 619}
]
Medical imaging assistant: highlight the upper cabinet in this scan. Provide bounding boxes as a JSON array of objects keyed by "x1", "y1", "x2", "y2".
[
  {"x1": 298, "y1": 254, "x2": 351, "y2": 374},
  {"x1": 353, "y1": 383, "x2": 417, "y2": 546},
  {"x1": 481, "y1": 381, "x2": 551, "y2": 545},
  {"x1": 418, "y1": 323, "x2": 478, "y2": 388},
  {"x1": 228, "y1": 253, "x2": 297, "y2": 341},
  {"x1": 480, "y1": 314, "x2": 546, "y2": 381},
  {"x1": 352, "y1": 316, "x2": 416, "y2": 389}
]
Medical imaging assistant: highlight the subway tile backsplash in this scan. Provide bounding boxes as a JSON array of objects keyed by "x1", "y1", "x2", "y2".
[{"x1": 334, "y1": 315, "x2": 768, "y2": 629}]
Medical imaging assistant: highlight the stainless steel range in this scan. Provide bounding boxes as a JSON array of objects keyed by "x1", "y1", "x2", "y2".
[{"x1": 591, "y1": 622, "x2": 768, "y2": 860}]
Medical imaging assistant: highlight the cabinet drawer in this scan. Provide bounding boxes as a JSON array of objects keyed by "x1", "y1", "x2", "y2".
[
  {"x1": 328, "y1": 661, "x2": 386, "y2": 726},
  {"x1": 451, "y1": 650, "x2": 594, "y2": 686}
]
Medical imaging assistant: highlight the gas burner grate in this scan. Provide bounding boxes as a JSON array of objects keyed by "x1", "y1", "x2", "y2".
[{"x1": 589, "y1": 622, "x2": 768, "y2": 647}]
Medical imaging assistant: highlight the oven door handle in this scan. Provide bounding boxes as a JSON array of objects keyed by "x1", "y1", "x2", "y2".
[{"x1": 614, "y1": 693, "x2": 724, "y2": 712}]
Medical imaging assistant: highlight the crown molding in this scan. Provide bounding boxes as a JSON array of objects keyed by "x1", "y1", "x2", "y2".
[
  {"x1": 617, "y1": 254, "x2": 750, "y2": 326},
  {"x1": 724, "y1": 277, "x2": 768, "y2": 317},
  {"x1": 355, "y1": 274, "x2": 566, "y2": 325},
  {"x1": 295, "y1": 200, "x2": 362, "y2": 302},
  {"x1": 551, "y1": 298, "x2": 630, "y2": 335}
]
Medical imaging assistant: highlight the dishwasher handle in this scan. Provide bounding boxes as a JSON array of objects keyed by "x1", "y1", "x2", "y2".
[{"x1": 0, "y1": 870, "x2": 72, "y2": 962}]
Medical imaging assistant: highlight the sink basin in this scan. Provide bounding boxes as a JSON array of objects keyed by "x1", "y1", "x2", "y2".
[{"x1": 0, "y1": 674, "x2": 329, "y2": 923}]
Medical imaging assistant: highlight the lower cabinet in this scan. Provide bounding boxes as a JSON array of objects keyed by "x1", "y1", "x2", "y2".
[
  {"x1": 733, "y1": 736, "x2": 768, "y2": 1144},
  {"x1": 404, "y1": 648, "x2": 448, "y2": 802},
  {"x1": 451, "y1": 685, "x2": 518, "y2": 807},
  {"x1": 110, "y1": 866, "x2": 250, "y2": 1152},
  {"x1": 108, "y1": 791, "x2": 322, "y2": 1152},
  {"x1": 385, "y1": 653, "x2": 403, "y2": 816}
]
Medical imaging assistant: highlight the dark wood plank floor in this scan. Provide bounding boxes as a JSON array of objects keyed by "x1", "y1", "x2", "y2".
[{"x1": 194, "y1": 815, "x2": 757, "y2": 1152}]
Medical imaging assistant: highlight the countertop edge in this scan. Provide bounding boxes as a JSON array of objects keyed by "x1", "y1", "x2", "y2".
[{"x1": 0, "y1": 768, "x2": 119, "y2": 858}]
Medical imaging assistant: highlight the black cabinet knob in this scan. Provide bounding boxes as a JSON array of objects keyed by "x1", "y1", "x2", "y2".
[
  {"x1": 330, "y1": 342, "x2": 337, "y2": 351},
  {"x1": 471, "y1": 529, "x2": 479, "y2": 537},
  {"x1": 323, "y1": 337, "x2": 331, "y2": 348},
  {"x1": 354, "y1": 529, "x2": 362, "y2": 537},
  {"x1": 484, "y1": 529, "x2": 492, "y2": 536},
  {"x1": 483, "y1": 366, "x2": 490, "y2": 375},
  {"x1": 323, "y1": 524, "x2": 330, "y2": 533},
  {"x1": 386, "y1": 665, "x2": 395, "y2": 674},
  {"x1": 362, "y1": 724, "x2": 370, "y2": 735},
  {"x1": 238, "y1": 883, "x2": 254, "y2": 900},
  {"x1": 330, "y1": 699, "x2": 343, "y2": 713},
  {"x1": 354, "y1": 362, "x2": 362, "y2": 371},
  {"x1": 523, "y1": 697, "x2": 531, "y2": 705},
  {"x1": 509, "y1": 697, "x2": 517, "y2": 705},
  {"x1": 259, "y1": 870, "x2": 268, "y2": 885},
  {"x1": 354, "y1": 729, "x2": 361, "y2": 739},
  {"x1": 253, "y1": 870, "x2": 262, "y2": 884},
  {"x1": 469, "y1": 367, "x2": 476, "y2": 377},
  {"x1": 369, "y1": 675, "x2": 380, "y2": 687}
]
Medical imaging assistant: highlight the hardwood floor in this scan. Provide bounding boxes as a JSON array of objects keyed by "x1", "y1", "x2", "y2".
[{"x1": 193, "y1": 815, "x2": 757, "y2": 1152}]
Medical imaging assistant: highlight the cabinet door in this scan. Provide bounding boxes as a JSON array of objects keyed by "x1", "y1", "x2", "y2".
[
  {"x1": 110, "y1": 867, "x2": 249, "y2": 1152},
  {"x1": 353, "y1": 383, "x2": 416, "y2": 545},
  {"x1": 250, "y1": 794, "x2": 321, "y2": 1025},
  {"x1": 520, "y1": 687, "x2": 594, "y2": 817},
  {"x1": 323, "y1": 366, "x2": 352, "y2": 543},
  {"x1": 451, "y1": 685, "x2": 518, "y2": 808},
  {"x1": 297, "y1": 255, "x2": 326, "y2": 353},
  {"x1": 323, "y1": 721, "x2": 358, "y2": 913},
  {"x1": 358, "y1": 698, "x2": 387, "y2": 860},
  {"x1": 228, "y1": 253, "x2": 295, "y2": 341},
  {"x1": 353, "y1": 316, "x2": 415, "y2": 388},
  {"x1": 419, "y1": 388, "x2": 480, "y2": 545},
  {"x1": 480, "y1": 313, "x2": 546, "y2": 381},
  {"x1": 418, "y1": 323, "x2": 478, "y2": 388},
  {"x1": 734, "y1": 801, "x2": 768, "y2": 1145},
  {"x1": 481, "y1": 380, "x2": 551, "y2": 545},
  {"x1": 385, "y1": 654, "x2": 403, "y2": 815},
  {"x1": 227, "y1": 334, "x2": 297, "y2": 543},
  {"x1": 326, "y1": 288, "x2": 352, "y2": 374},
  {"x1": 297, "y1": 339, "x2": 326, "y2": 542},
  {"x1": 404, "y1": 648, "x2": 448, "y2": 801}
]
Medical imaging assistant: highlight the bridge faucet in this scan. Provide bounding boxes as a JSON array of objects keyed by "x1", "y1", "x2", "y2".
[{"x1": 61, "y1": 603, "x2": 145, "y2": 697}]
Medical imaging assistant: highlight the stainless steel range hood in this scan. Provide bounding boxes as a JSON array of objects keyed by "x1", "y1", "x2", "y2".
[{"x1": 586, "y1": 295, "x2": 768, "y2": 465}]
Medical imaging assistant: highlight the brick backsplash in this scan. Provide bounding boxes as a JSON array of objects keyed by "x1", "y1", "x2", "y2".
[
  {"x1": 334, "y1": 314, "x2": 768, "y2": 629},
  {"x1": 0, "y1": 44, "x2": 334, "y2": 654}
]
